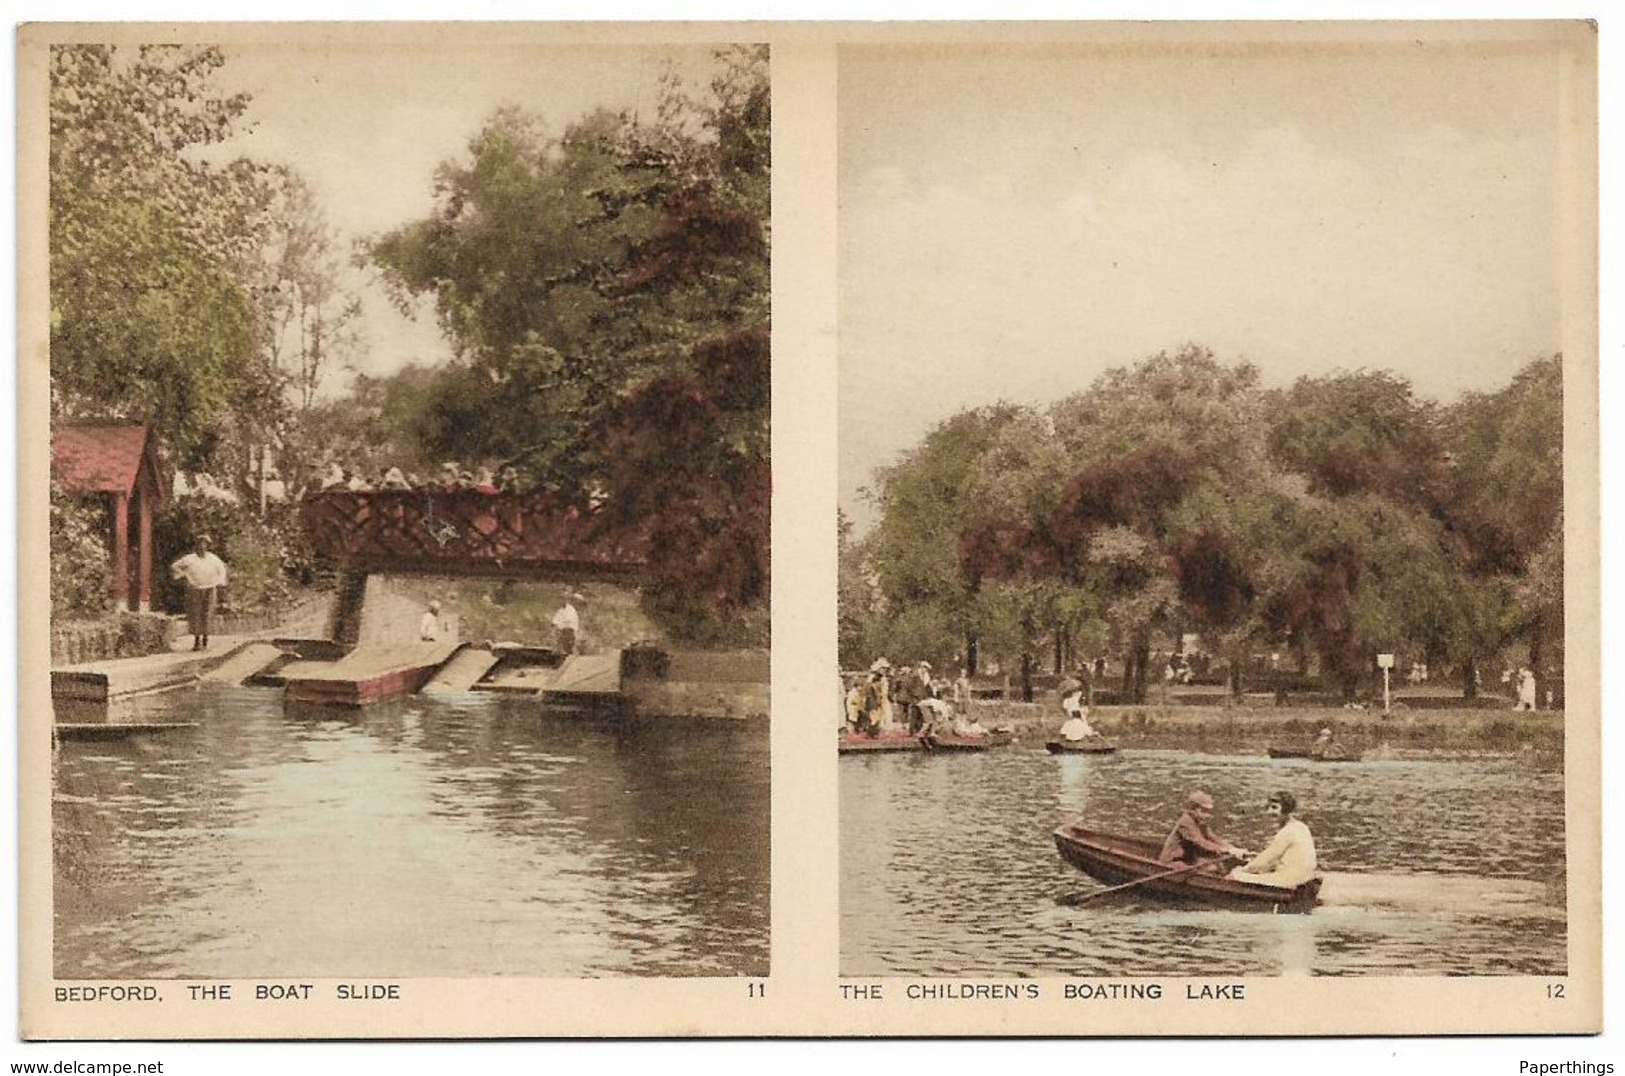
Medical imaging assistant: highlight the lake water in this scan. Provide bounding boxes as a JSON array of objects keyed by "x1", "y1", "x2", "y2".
[
  {"x1": 53, "y1": 687, "x2": 769, "y2": 979},
  {"x1": 840, "y1": 746, "x2": 1566, "y2": 977}
]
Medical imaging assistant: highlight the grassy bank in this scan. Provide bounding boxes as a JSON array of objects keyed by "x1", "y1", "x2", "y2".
[{"x1": 968, "y1": 699, "x2": 1564, "y2": 759}]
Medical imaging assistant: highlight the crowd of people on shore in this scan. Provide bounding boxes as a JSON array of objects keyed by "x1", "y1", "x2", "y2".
[
  {"x1": 842, "y1": 657, "x2": 1113, "y2": 744},
  {"x1": 843, "y1": 658, "x2": 981, "y2": 739}
]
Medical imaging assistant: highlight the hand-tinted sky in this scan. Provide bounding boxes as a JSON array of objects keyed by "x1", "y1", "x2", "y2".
[
  {"x1": 838, "y1": 32, "x2": 1579, "y2": 529},
  {"x1": 209, "y1": 41, "x2": 722, "y2": 391}
]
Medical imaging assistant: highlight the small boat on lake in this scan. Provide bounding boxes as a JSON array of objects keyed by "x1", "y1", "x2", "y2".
[
  {"x1": 1045, "y1": 739, "x2": 1118, "y2": 755},
  {"x1": 920, "y1": 729, "x2": 1015, "y2": 753},
  {"x1": 1053, "y1": 824, "x2": 1322, "y2": 913},
  {"x1": 1266, "y1": 745, "x2": 1362, "y2": 762},
  {"x1": 838, "y1": 730, "x2": 922, "y2": 754}
]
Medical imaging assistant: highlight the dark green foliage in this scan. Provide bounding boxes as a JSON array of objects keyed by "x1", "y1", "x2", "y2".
[
  {"x1": 154, "y1": 499, "x2": 299, "y2": 615},
  {"x1": 370, "y1": 47, "x2": 769, "y2": 640},
  {"x1": 847, "y1": 348, "x2": 1564, "y2": 703},
  {"x1": 49, "y1": 486, "x2": 112, "y2": 617}
]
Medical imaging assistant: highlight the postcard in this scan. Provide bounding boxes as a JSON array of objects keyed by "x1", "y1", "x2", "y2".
[{"x1": 17, "y1": 20, "x2": 1599, "y2": 1040}]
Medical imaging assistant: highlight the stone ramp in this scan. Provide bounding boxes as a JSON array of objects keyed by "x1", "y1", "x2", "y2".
[
  {"x1": 479, "y1": 650, "x2": 623, "y2": 697},
  {"x1": 198, "y1": 642, "x2": 288, "y2": 686},
  {"x1": 422, "y1": 648, "x2": 501, "y2": 694},
  {"x1": 52, "y1": 642, "x2": 262, "y2": 703},
  {"x1": 281, "y1": 640, "x2": 464, "y2": 706},
  {"x1": 549, "y1": 652, "x2": 622, "y2": 694}
]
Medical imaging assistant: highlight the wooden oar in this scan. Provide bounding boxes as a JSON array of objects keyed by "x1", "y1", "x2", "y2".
[{"x1": 1058, "y1": 857, "x2": 1229, "y2": 907}]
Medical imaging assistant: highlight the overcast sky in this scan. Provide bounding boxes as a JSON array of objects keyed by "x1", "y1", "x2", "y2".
[
  {"x1": 838, "y1": 34, "x2": 1578, "y2": 529},
  {"x1": 209, "y1": 41, "x2": 723, "y2": 391}
]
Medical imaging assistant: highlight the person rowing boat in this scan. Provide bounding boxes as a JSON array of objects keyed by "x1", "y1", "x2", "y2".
[{"x1": 1158, "y1": 790, "x2": 1250, "y2": 868}]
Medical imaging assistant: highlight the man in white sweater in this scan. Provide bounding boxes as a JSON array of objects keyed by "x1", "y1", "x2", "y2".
[{"x1": 170, "y1": 534, "x2": 228, "y2": 651}]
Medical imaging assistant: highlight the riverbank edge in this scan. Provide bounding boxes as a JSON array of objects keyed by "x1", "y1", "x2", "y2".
[{"x1": 964, "y1": 699, "x2": 1564, "y2": 755}]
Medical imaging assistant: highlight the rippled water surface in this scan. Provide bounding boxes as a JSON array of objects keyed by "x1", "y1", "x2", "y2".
[
  {"x1": 54, "y1": 687, "x2": 769, "y2": 978},
  {"x1": 840, "y1": 747, "x2": 1565, "y2": 977}
]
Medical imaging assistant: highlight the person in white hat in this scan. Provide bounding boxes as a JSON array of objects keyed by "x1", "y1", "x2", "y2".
[{"x1": 419, "y1": 600, "x2": 442, "y2": 641}]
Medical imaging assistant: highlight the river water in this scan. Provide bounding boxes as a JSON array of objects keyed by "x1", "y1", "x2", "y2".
[
  {"x1": 840, "y1": 746, "x2": 1566, "y2": 977},
  {"x1": 53, "y1": 686, "x2": 769, "y2": 979}
]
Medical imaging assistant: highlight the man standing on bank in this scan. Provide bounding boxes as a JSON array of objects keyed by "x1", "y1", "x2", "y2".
[
  {"x1": 170, "y1": 534, "x2": 228, "y2": 651},
  {"x1": 1229, "y1": 791, "x2": 1318, "y2": 888},
  {"x1": 419, "y1": 600, "x2": 442, "y2": 641},
  {"x1": 552, "y1": 591, "x2": 583, "y2": 654}
]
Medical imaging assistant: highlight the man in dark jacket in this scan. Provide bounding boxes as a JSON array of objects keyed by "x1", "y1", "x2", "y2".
[{"x1": 1158, "y1": 790, "x2": 1248, "y2": 866}]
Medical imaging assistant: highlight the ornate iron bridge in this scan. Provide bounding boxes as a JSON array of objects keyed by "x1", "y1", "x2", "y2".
[{"x1": 300, "y1": 490, "x2": 653, "y2": 582}]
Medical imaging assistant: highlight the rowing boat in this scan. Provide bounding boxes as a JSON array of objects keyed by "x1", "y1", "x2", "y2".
[
  {"x1": 1266, "y1": 746, "x2": 1361, "y2": 762},
  {"x1": 920, "y1": 729, "x2": 1015, "y2": 752},
  {"x1": 1053, "y1": 824, "x2": 1322, "y2": 912},
  {"x1": 1045, "y1": 739, "x2": 1117, "y2": 755},
  {"x1": 838, "y1": 730, "x2": 922, "y2": 754}
]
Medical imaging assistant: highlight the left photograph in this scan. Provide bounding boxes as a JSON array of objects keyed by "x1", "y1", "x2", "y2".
[{"x1": 44, "y1": 38, "x2": 770, "y2": 979}]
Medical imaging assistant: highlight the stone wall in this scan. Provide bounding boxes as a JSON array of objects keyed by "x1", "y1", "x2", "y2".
[{"x1": 51, "y1": 613, "x2": 177, "y2": 666}]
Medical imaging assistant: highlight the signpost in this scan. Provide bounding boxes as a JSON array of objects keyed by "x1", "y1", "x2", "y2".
[{"x1": 1377, "y1": 653, "x2": 1395, "y2": 715}]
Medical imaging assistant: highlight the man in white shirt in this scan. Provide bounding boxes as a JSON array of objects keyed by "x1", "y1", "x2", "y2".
[
  {"x1": 1229, "y1": 791, "x2": 1318, "y2": 889},
  {"x1": 419, "y1": 600, "x2": 442, "y2": 641},
  {"x1": 551, "y1": 592, "x2": 582, "y2": 654},
  {"x1": 170, "y1": 534, "x2": 228, "y2": 651}
]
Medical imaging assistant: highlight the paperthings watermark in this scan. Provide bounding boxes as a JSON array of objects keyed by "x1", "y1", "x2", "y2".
[{"x1": 1519, "y1": 1064, "x2": 1615, "y2": 1075}]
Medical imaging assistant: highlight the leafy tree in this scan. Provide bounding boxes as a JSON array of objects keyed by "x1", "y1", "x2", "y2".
[
  {"x1": 50, "y1": 44, "x2": 295, "y2": 468},
  {"x1": 1436, "y1": 356, "x2": 1563, "y2": 699},
  {"x1": 1267, "y1": 369, "x2": 1449, "y2": 507},
  {"x1": 51, "y1": 189, "x2": 260, "y2": 465},
  {"x1": 258, "y1": 171, "x2": 363, "y2": 415},
  {"x1": 49, "y1": 485, "x2": 112, "y2": 617},
  {"x1": 370, "y1": 47, "x2": 769, "y2": 636},
  {"x1": 865, "y1": 404, "x2": 1031, "y2": 670}
]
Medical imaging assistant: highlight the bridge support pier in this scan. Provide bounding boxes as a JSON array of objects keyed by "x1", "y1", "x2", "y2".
[{"x1": 327, "y1": 570, "x2": 370, "y2": 647}]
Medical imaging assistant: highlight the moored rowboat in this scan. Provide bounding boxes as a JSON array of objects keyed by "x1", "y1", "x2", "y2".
[
  {"x1": 1053, "y1": 824, "x2": 1322, "y2": 912},
  {"x1": 920, "y1": 729, "x2": 1014, "y2": 752},
  {"x1": 1045, "y1": 739, "x2": 1118, "y2": 755},
  {"x1": 838, "y1": 731, "x2": 922, "y2": 754}
]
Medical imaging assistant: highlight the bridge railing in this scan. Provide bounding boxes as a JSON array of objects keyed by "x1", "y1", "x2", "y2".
[{"x1": 300, "y1": 490, "x2": 652, "y2": 580}]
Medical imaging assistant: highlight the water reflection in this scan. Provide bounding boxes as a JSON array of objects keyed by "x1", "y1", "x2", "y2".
[
  {"x1": 840, "y1": 747, "x2": 1564, "y2": 977},
  {"x1": 54, "y1": 686, "x2": 769, "y2": 979}
]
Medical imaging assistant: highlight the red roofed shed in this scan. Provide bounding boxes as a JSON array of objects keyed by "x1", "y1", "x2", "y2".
[{"x1": 52, "y1": 423, "x2": 165, "y2": 612}]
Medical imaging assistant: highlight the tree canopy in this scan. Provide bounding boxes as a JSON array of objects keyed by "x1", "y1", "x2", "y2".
[
  {"x1": 370, "y1": 46, "x2": 770, "y2": 636},
  {"x1": 844, "y1": 346, "x2": 1563, "y2": 704}
]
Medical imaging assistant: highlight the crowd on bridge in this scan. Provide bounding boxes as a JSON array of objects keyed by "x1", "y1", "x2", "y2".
[{"x1": 319, "y1": 461, "x2": 522, "y2": 494}]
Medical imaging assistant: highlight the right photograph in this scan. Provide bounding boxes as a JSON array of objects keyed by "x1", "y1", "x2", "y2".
[{"x1": 837, "y1": 33, "x2": 1577, "y2": 978}]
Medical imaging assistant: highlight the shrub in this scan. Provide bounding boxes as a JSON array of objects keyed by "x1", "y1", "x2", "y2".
[
  {"x1": 49, "y1": 486, "x2": 112, "y2": 619},
  {"x1": 155, "y1": 498, "x2": 298, "y2": 615}
]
